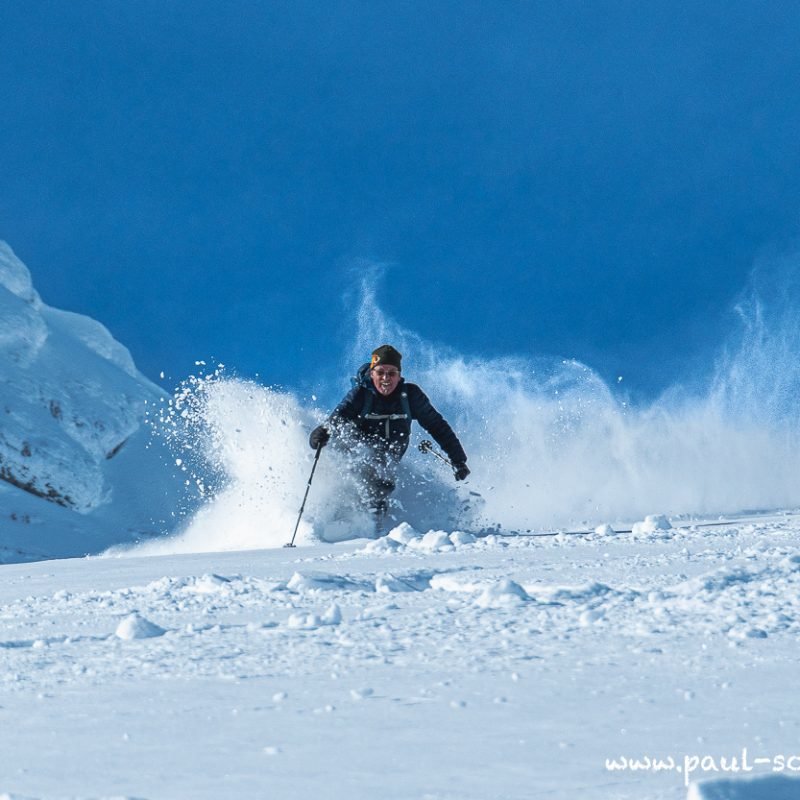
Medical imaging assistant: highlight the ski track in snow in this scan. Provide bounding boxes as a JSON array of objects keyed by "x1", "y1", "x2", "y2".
[{"x1": 1, "y1": 520, "x2": 800, "y2": 799}]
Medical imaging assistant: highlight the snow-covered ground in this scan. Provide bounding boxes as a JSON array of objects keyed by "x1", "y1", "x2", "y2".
[{"x1": 2, "y1": 514, "x2": 800, "y2": 799}]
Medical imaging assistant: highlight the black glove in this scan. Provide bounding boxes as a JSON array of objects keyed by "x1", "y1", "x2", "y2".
[
  {"x1": 309, "y1": 425, "x2": 330, "y2": 450},
  {"x1": 453, "y1": 462, "x2": 470, "y2": 481}
]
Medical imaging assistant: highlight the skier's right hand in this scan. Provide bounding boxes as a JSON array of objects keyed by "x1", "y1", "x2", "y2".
[{"x1": 309, "y1": 425, "x2": 330, "y2": 450}]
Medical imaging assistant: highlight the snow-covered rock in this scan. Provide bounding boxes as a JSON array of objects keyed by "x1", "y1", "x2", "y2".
[
  {"x1": 0, "y1": 241, "x2": 187, "y2": 562},
  {"x1": 0, "y1": 244, "x2": 160, "y2": 511}
]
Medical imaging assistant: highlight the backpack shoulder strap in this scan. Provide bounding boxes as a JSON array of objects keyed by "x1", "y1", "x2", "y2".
[
  {"x1": 360, "y1": 387, "x2": 374, "y2": 418},
  {"x1": 400, "y1": 390, "x2": 411, "y2": 420}
]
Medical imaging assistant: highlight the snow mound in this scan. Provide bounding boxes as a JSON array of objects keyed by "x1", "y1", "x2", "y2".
[
  {"x1": 115, "y1": 612, "x2": 166, "y2": 640},
  {"x1": 688, "y1": 774, "x2": 800, "y2": 799},
  {"x1": 361, "y1": 536, "x2": 403, "y2": 554},
  {"x1": 387, "y1": 522, "x2": 421, "y2": 544},
  {"x1": 475, "y1": 578, "x2": 530, "y2": 608},
  {"x1": 412, "y1": 530, "x2": 453, "y2": 552},
  {"x1": 287, "y1": 604, "x2": 342, "y2": 629},
  {"x1": 632, "y1": 514, "x2": 674, "y2": 537},
  {"x1": 287, "y1": 571, "x2": 367, "y2": 593},
  {"x1": 536, "y1": 581, "x2": 613, "y2": 604},
  {"x1": 357, "y1": 525, "x2": 479, "y2": 556},
  {"x1": 594, "y1": 523, "x2": 616, "y2": 536},
  {"x1": 429, "y1": 574, "x2": 485, "y2": 593},
  {"x1": 375, "y1": 571, "x2": 433, "y2": 592},
  {"x1": 450, "y1": 530, "x2": 477, "y2": 545},
  {"x1": 185, "y1": 573, "x2": 234, "y2": 595}
]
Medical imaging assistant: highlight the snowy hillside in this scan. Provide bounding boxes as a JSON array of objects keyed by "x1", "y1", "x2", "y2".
[
  {"x1": 2, "y1": 515, "x2": 800, "y2": 799},
  {"x1": 0, "y1": 242, "x2": 184, "y2": 562}
]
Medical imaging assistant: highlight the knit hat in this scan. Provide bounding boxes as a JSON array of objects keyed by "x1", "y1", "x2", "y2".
[{"x1": 370, "y1": 344, "x2": 402, "y2": 370}]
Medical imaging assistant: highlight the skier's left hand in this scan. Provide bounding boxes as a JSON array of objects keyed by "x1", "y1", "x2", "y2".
[{"x1": 453, "y1": 462, "x2": 470, "y2": 481}]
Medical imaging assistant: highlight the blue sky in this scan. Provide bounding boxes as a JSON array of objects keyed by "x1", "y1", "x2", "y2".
[{"x1": 2, "y1": 1, "x2": 800, "y2": 401}]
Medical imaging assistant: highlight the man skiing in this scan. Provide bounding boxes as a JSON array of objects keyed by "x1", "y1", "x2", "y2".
[{"x1": 309, "y1": 344, "x2": 469, "y2": 528}]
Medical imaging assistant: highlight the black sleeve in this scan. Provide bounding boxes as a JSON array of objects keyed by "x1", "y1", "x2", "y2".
[
  {"x1": 407, "y1": 384, "x2": 467, "y2": 465},
  {"x1": 328, "y1": 386, "x2": 363, "y2": 425}
]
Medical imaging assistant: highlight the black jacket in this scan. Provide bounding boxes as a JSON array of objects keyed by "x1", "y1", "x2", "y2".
[{"x1": 329, "y1": 376, "x2": 467, "y2": 465}]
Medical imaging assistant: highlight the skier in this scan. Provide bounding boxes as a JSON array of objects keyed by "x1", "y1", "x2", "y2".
[{"x1": 309, "y1": 344, "x2": 469, "y2": 528}]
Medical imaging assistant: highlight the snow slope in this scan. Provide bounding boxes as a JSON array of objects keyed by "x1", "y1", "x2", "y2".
[
  {"x1": 0, "y1": 242, "x2": 187, "y2": 562},
  {"x1": 2, "y1": 516, "x2": 800, "y2": 799}
]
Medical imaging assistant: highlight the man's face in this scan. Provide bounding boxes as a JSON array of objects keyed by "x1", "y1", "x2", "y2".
[{"x1": 371, "y1": 365, "x2": 401, "y2": 396}]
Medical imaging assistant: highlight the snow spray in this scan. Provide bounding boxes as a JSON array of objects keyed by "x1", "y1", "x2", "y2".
[
  {"x1": 143, "y1": 257, "x2": 800, "y2": 553},
  {"x1": 137, "y1": 366, "x2": 385, "y2": 554},
  {"x1": 347, "y1": 265, "x2": 800, "y2": 532}
]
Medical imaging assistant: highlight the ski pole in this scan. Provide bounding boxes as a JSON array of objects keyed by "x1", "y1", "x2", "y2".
[
  {"x1": 284, "y1": 443, "x2": 323, "y2": 548},
  {"x1": 418, "y1": 439, "x2": 456, "y2": 475}
]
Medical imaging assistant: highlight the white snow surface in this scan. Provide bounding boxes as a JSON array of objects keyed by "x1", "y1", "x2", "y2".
[{"x1": 2, "y1": 515, "x2": 800, "y2": 798}]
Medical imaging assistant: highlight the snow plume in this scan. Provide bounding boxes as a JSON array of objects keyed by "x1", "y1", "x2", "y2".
[
  {"x1": 709, "y1": 253, "x2": 800, "y2": 428},
  {"x1": 351, "y1": 269, "x2": 800, "y2": 531},
  {"x1": 136, "y1": 260, "x2": 800, "y2": 554},
  {"x1": 134, "y1": 367, "x2": 378, "y2": 555}
]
